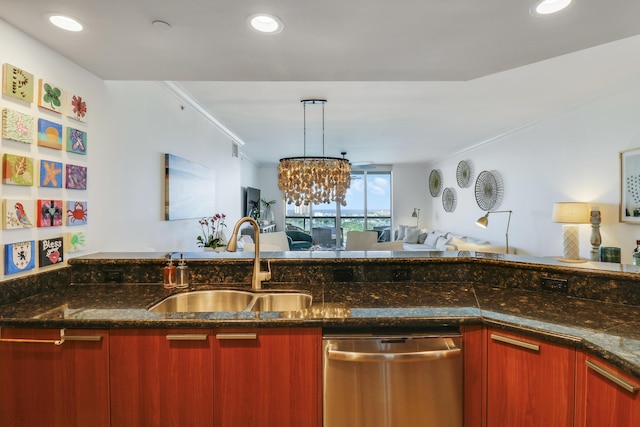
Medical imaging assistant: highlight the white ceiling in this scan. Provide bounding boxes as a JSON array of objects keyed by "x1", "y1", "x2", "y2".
[{"x1": 2, "y1": 0, "x2": 640, "y2": 166}]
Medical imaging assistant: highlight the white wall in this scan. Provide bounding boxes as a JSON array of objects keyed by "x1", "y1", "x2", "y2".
[
  {"x1": 427, "y1": 75, "x2": 640, "y2": 263},
  {"x1": 0, "y1": 20, "x2": 243, "y2": 280}
]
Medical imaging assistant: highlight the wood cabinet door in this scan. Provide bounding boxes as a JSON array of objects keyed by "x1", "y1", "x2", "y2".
[
  {"x1": 575, "y1": 352, "x2": 640, "y2": 426},
  {"x1": 0, "y1": 328, "x2": 109, "y2": 427},
  {"x1": 213, "y1": 327, "x2": 321, "y2": 427},
  {"x1": 110, "y1": 328, "x2": 214, "y2": 427},
  {"x1": 463, "y1": 325, "x2": 487, "y2": 427},
  {"x1": 486, "y1": 329, "x2": 575, "y2": 427}
]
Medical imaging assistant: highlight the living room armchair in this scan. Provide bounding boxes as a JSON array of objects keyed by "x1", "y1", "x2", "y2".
[{"x1": 285, "y1": 230, "x2": 313, "y2": 251}]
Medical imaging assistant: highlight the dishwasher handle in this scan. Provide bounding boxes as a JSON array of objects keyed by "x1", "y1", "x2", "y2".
[{"x1": 327, "y1": 346, "x2": 461, "y2": 363}]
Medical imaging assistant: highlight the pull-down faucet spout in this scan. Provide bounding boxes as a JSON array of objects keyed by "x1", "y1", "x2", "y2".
[{"x1": 226, "y1": 217, "x2": 271, "y2": 290}]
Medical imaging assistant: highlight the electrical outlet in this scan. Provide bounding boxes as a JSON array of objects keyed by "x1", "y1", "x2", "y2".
[
  {"x1": 105, "y1": 270, "x2": 124, "y2": 282},
  {"x1": 541, "y1": 277, "x2": 568, "y2": 293},
  {"x1": 392, "y1": 269, "x2": 411, "y2": 281}
]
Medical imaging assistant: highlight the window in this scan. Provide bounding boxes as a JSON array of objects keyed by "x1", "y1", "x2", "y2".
[{"x1": 285, "y1": 170, "x2": 392, "y2": 247}]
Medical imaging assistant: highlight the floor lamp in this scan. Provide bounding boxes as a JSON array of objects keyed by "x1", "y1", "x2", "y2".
[
  {"x1": 552, "y1": 202, "x2": 590, "y2": 262},
  {"x1": 476, "y1": 210, "x2": 512, "y2": 254}
]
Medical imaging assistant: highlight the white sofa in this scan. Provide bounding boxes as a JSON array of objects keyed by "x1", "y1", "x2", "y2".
[{"x1": 395, "y1": 226, "x2": 510, "y2": 254}]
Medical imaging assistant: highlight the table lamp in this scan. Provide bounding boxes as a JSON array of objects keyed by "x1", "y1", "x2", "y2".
[{"x1": 552, "y1": 202, "x2": 590, "y2": 262}]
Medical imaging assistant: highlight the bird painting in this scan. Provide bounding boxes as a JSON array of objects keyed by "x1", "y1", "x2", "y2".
[{"x1": 14, "y1": 202, "x2": 32, "y2": 227}]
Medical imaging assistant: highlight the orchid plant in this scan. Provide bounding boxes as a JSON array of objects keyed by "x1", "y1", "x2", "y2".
[{"x1": 196, "y1": 213, "x2": 227, "y2": 248}]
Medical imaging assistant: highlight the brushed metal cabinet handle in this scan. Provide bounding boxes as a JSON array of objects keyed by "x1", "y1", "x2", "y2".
[
  {"x1": 490, "y1": 333, "x2": 540, "y2": 352},
  {"x1": 61, "y1": 334, "x2": 103, "y2": 342},
  {"x1": 215, "y1": 333, "x2": 258, "y2": 340},
  {"x1": 166, "y1": 334, "x2": 209, "y2": 341},
  {"x1": 327, "y1": 347, "x2": 461, "y2": 363},
  {"x1": 586, "y1": 360, "x2": 640, "y2": 394}
]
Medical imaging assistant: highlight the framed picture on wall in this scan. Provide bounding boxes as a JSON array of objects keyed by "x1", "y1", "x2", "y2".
[{"x1": 620, "y1": 148, "x2": 640, "y2": 223}]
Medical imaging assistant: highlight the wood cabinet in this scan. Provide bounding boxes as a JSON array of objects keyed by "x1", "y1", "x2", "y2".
[
  {"x1": 213, "y1": 327, "x2": 321, "y2": 427},
  {"x1": 462, "y1": 325, "x2": 487, "y2": 427},
  {"x1": 109, "y1": 328, "x2": 214, "y2": 427},
  {"x1": 486, "y1": 329, "x2": 575, "y2": 427},
  {"x1": 0, "y1": 327, "x2": 109, "y2": 427},
  {"x1": 575, "y1": 352, "x2": 640, "y2": 426}
]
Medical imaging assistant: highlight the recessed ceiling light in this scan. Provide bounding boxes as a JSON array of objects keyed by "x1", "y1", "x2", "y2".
[
  {"x1": 46, "y1": 14, "x2": 84, "y2": 32},
  {"x1": 532, "y1": 0, "x2": 572, "y2": 15},
  {"x1": 248, "y1": 14, "x2": 283, "y2": 34}
]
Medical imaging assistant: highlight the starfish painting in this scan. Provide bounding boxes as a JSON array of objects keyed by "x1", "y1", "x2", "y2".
[{"x1": 39, "y1": 160, "x2": 62, "y2": 188}]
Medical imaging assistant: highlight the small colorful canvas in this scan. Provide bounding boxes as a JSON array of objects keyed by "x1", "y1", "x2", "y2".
[
  {"x1": 65, "y1": 231, "x2": 87, "y2": 252},
  {"x1": 37, "y1": 118, "x2": 63, "y2": 149},
  {"x1": 2, "y1": 63, "x2": 34, "y2": 103},
  {"x1": 39, "y1": 159, "x2": 63, "y2": 188},
  {"x1": 66, "y1": 201, "x2": 87, "y2": 226},
  {"x1": 65, "y1": 164, "x2": 87, "y2": 189},
  {"x1": 4, "y1": 241, "x2": 36, "y2": 274},
  {"x1": 36, "y1": 199, "x2": 63, "y2": 227},
  {"x1": 38, "y1": 237, "x2": 64, "y2": 267},
  {"x1": 38, "y1": 79, "x2": 64, "y2": 113},
  {"x1": 67, "y1": 93, "x2": 87, "y2": 122},
  {"x1": 2, "y1": 199, "x2": 35, "y2": 229},
  {"x1": 2, "y1": 153, "x2": 34, "y2": 186},
  {"x1": 2, "y1": 108, "x2": 34, "y2": 143},
  {"x1": 66, "y1": 127, "x2": 87, "y2": 154}
]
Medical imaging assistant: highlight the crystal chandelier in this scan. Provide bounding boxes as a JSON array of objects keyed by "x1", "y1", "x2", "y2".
[{"x1": 278, "y1": 99, "x2": 351, "y2": 206}]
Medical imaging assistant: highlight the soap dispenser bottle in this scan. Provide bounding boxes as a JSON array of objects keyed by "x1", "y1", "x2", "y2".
[
  {"x1": 176, "y1": 253, "x2": 189, "y2": 289},
  {"x1": 163, "y1": 256, "x2": 176, "y2": 289}
]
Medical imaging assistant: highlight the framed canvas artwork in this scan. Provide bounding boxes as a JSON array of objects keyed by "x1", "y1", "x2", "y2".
[
  {"x1": 38, "y1": 237, "x2": 64, "y2": 267},
  {"x1": 164, "y1": 153, "x2": 215, "y2": 220},
  {"x1": 65, "y1": 164, "x2": 87, "y2": 189},
  {"x1": 39, "y1": 159, "x2": 63, "y2": 188},
  {"x1": 66, "y1": 201, "x2": 87, "y2": 225},
  {"x1": 38, "y1": 79, "x2": 64, "y2": 113},
  {"x1": 66, "y1": 127, "x2": 87, "y2": 154},
  {"x1": 2, "y1": 108, "x2": 34, "y2": 143},
  {"x1": 620, "y1": 148, "x2": 640, "y2": 223},
  {"x1": 2, "y1": 63, "x2": 34, "y2": 103},
  {"x1": 67, "y1": 93, "x2": 87, "y2": 122},
  {"x1": 37, "y1": 118, "x2": 63, "y2": 149},
  {"x1": 66, "y1": 231, "x2": 87, "y2": 252},
  {"x1": 2, "y1": 199, "x2": 34, "y2": 229},
  {"x1": 4, "y1": 241, "x2": 36, "y2": 275},
  {"x1": 37, "y1": 199, "x2": 63, "y2": 227},
  {"x1": 2, "y1": 153, "x2": 34, "y2": 186}
]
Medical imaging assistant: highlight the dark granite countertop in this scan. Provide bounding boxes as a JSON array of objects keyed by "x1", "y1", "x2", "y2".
[{"x1": 1, "y1": 279, "x2": 639, "y2": 377}]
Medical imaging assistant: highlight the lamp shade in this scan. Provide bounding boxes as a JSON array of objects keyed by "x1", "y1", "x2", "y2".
[{"x1": 552, "y1": 202, "x2": 590, "y2": 224}]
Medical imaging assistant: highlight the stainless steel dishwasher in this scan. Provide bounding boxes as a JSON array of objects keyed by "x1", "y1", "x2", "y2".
[{"x1": 323, "y1": 332, "x2": 463, "y2": 427}]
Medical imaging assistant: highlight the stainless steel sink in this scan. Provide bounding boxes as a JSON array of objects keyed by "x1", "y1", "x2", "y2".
[
  {"x1": 148, "y1": 289, "x2": 255, "y2": 312},
  {"x1": 251, "y1": 293, "x2": 313, "y2": 312},
  {"x1": 148, "y1": 289, "x2": 312, "y2": 313}
]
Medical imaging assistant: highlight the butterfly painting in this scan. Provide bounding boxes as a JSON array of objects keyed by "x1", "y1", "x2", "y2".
[{"x1": 66, "y1": 127, "x2": 87, "y2": 154}]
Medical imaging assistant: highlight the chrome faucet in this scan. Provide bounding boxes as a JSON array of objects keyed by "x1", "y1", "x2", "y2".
[{"x1": 226, "y1": 217, "x2": 271, "y2": 290}]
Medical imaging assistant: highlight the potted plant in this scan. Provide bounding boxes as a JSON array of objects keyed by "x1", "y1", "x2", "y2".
[
  {"x1": 196, "y1": 213, "x2": 227, "y2": 250},
  {"x1": 261, "y1": 199, "x2": 276, "y2": 225}
]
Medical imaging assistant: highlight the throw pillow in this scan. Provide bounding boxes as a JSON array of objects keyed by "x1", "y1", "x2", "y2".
[
  {"x1": 435, "y1": 236, "x2": 452, "y2": 250},
  {"x1": 397, "y1": 225, "x2": 408, "y2": 241},
  {"x1": 403, "y1": 227, "x2": 420, "y2": 244},
  {"x1": 417, "y1": 232, "x2": 428, "y2": 244},
  {"x1": 424, "y1": 232, "x2": 441, "y2": 248}
]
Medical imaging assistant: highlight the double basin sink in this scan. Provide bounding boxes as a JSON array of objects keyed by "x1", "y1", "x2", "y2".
[{"x1": 148, "y1": 289, "x2": 312, "y2": 313}]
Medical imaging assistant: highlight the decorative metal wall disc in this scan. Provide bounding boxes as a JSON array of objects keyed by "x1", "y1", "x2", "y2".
[
  {"x1": 429, "y1": 169, "x2": 442, "y2": 197},
  {"x1": 474, "y1": 170, "x2": 503, "y2": 211},
  {"x1": 442, "y1": 187, "x2": 457, "y2": 212},
  {"x1": 456, "y1": 160, "x2": 473, "y2": 188}
]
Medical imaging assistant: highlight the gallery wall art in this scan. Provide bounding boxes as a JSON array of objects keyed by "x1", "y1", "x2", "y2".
[
  {"x1": 37, "y1": 118, "x2": 63, "y2": 149},
  {"x1": 65, "y1": 164, "x2": 87, "y2": 189},
  {"x1": 67, "y1": 94, "x2": 87, "y2": 122},
  {"x1": 164, "y1": 153, "x2": 216, "y2": 220},
  {"x1": 66, "y1": 231, "x2": 87, "y2": 252},
  {"x1": 66, "y1": 127, "x2": 87, "y2": 154},
  {"x1": 66, "y1": 201, "x2": 87, "y2": 225},
  {"x1": 38, "y1": 237, "x2": 64, "y2": 267},
  {"x1": 37, "y1": 199, "x2": 63, "y2": 227},
  {"x1": 2, "y1": 153, "x2": 34, "y2": 186},
  {"x1": 2, "y1": 199, "x2": 34, "y2": 229},
  {"x1": 2, "y1": 63, "x2": 34, "y2": 103},
  {"x1": 37, "y1": 79, "x2": 64, "y2": 113},
  {"x1": 39, "y1": 159, "x2": 63, "y2": 188},
  {"x1": 2, "y1": 108, "x2": 34, "y2": 143},
  {"x1": 4, "y1": 241, "x2": 36, "y2": 274}
]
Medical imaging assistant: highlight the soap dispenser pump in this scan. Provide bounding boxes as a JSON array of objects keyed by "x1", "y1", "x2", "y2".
[
  {"x1": 163, "y1": 256, "x2": 176, "y2": 289},
  {"x1": 175, "y1": 253, "x2": 189, "y2": 289}
]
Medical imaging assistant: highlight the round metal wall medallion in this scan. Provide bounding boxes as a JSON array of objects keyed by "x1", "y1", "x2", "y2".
[
  {"x1": 474, "y1": 170, "x2": 503, "y2": 211},
  {"x1": 442, "y1": 187, "x2": 457, "y2": 212},
  {"x1": 456, "y1": 160, "x2": 472, "y2": 188},
  {"x1": 429, "y1": 169, "x2": 442, "y2": 197}
]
